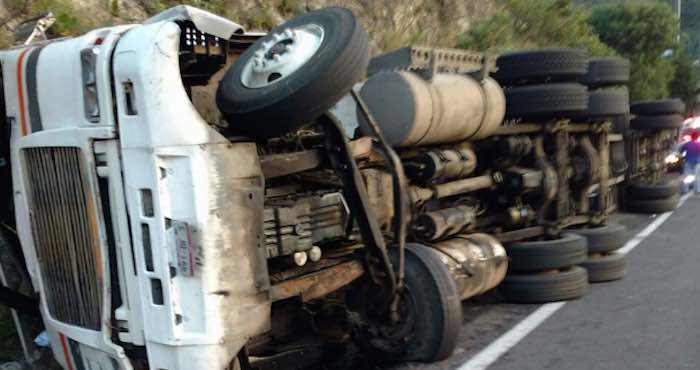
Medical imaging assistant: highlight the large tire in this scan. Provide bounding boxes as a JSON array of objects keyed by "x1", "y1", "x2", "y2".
[
  {"x1": 580, "y1": 253, "x2": 626, "y2": 283},
  {"x1": 628, "y1": 177, "x2": 681, "y2": 200},
  {"x1": 500, "y1": 266, "x2": 589, "y2": 303},
  {"x1": 630, "y1": 99, "x2": 684, "y2": 116},
  {"x1": 506, "y1": 233, "x2": 588, "y2": 273},
  {"x1": 569, "y1": 223, "x2": 627, "y2": 254},
  {"x1": 217, "y1": 7, "x2": 369, "y2": 139},
  {"x1": 351, "y1": 244, "x2": 461, "y2": 363},
  {"x1": 495, "y1": 48, "x2": 589, "y2": 85},
  {"x1": 630, "y1": 114, "x2": 683, "y2": 130},
  {"x1": 581, "y1": 57, "x2": 630, "y2": 87},
  {"x1": 572, "y1": 88, "x2": 629, "y2": 119},
  {"x1": 627, "y1": 195, "x2": 680, "y2": 214},
  {"x1": 504, "y1": 83, "x2": 589, "y2": 119}
]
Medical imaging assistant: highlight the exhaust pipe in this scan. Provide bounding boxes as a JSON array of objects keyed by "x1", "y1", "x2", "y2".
[{"x1": 431, "y1": 233, "x2": 508, "y2": 300}]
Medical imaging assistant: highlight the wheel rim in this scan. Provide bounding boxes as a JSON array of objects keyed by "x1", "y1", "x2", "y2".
[
  {"x1": 240, "y1": 24, "x2": 325, "y2": 88},
  {"x1": 363, "y1": 287, "x2": 418, "y2": 354}
]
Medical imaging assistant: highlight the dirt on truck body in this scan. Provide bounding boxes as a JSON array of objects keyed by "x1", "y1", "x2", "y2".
[{"x1": 0, "y1": 5, "x2": 683, "y2": 370}]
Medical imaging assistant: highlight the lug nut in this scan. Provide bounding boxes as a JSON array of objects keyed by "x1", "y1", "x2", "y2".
[
  {"x1": 308, "y1": 246, "x2": 322, "y2": 262},
  {"x1": 293, "y1": 251, "x2": 308, "y2": 266}
]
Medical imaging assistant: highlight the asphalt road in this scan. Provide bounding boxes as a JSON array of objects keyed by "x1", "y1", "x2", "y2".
[{"x1": 387, "y1": 196, "x2": 700, "y2": 370}]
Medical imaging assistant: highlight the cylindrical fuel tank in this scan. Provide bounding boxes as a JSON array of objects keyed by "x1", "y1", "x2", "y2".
[
  {"x1": 431, "y1": 234, "x2": 508, "y2": 300},
  {"x1": 357, "y1": 71, "x2": 506, "y2": 147}
]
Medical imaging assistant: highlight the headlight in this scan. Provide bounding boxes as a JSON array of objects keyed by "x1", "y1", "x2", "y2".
[
  {"x1": 665, "y1": 154, "x2": 680, "y2": 164},
  {"x1": 684, "y1": 175, "x2": 696, "y2": 185}
]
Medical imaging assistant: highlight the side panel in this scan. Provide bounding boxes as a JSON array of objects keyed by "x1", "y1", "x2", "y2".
[{"x1": 113, "y1": 20, "x2": 271, "y2": 370}]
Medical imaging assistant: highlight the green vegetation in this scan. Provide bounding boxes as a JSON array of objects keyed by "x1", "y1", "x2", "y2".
[
  {"x1": 669, "y1": 44, "x2": 699, "y2": 114},
  {"x1": 589, "y1": 2, "x2": 679, "y2": 100},
  {"x1": 457, "y1": 0, "x2": 613, "y2": 55},
  {"x1": 460, "y1": 0, "x2": 698, "y2": 109}
]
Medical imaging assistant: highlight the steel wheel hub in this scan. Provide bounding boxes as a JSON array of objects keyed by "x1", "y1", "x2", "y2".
[{"x1": 241, "y1": 24, "x2": 325, "y2": 88}]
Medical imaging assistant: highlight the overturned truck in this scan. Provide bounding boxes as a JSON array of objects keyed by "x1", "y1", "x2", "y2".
[{"x1": 0, "y1": 6, "x2": 633, "y2": 370}]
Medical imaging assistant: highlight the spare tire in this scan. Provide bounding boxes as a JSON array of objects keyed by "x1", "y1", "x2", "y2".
[
  {"x1": 495, "y1": 48, "x2": 589, "y2": 85},
  {"x1": 572, "y1": 88, "x2": 629, "y2": 119},
  {"x1": 628, "y1": 176, "x2": 681, "y2": 200},
  {"x1": 216, "y1": 7, "x2": 369, "y2": 139},
  {"x1": 506, "y1": 233, "x2": 588, "y2": 273},
  {"x1": 627, "y1": 195, "x2": 680, "y2": 214},
  {"x1": 569, "y1": 223, "x2": 627, "y2": 254},
  {"x1": 505, "y1": 83, "x2": 589, "y2": 120},
  {"x1": 630, "y1": 114, "x2": 683, "y2": 130},
  {"x1": 630, "y1": 99, "x2": 684, "y2": 116},
  {"x1": 581, "y1": 57, "x2": 630, "y2": 87},
  {"x1": 499, "y1": 266, "x2": 589, "y2": 303}
]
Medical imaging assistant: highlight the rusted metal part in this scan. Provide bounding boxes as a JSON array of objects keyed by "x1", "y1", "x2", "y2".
[
  {"x1": 595, "y1": 126, "x2": 611, "y2": 222},
  {"x1": 260, "y1": 138, "x2": 374, "y2": 179},
  {"x1": 403, "y1": 145, "x2": 477, "y2": 183},
  {"x1": 561, "y1": 215, "x2": 590, "y2": 229},
  {"x1": 431, "y1": 234, "x2": 507, "y2": 300},
  {"x1": 608, "y1": 133, "x2": 623, "y2": 142},
  {"x1": 567, "y1": 123, "x2": 592, "y2": 133},
  {"x1": 493, "y1": 123, "x2": 542, "y2": 136},
  {"x1": 432, "y1": 174, "x2": 494, "y2": 199},
  {"x1": 413, "y1": 205, "x2": 476, "y2": 241},
  {"x1": 319, "y1": 113, "x2": 398, "y2": 305},
  {"x1": 367, "y1": 45, "x2": 496, "y2": 77},
  {"x1": 260, "y1": 150, "x2": 322, "y2": 179},
  {"x1": 362, "y1": 169, "x2": 395, "y2": 232},
  {"x1": 269, "y1": 260, "x2": 364, "y2": 302},
  {"x1": 550, "y1": 122, "x2": 571, "y2": 228},
  {"x1": 533, "y1": 136, "x2": 557, "y2": 225},
  {"x1": 571, "y1": 136, "x2": 600, "y2": 214},
  {"x1": 493, "y1": 226, "x2": 545, "y2": 243},
  {"x1": 351, "y1": 90, "x2": 410, "y2": 321}
]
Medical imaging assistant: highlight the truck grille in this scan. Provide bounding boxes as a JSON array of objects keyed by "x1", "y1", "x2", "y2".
[{"x1": 23, "y1": 147, "x2": 103, "y2": 330}]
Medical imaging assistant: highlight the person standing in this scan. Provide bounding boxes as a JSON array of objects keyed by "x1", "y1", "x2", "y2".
[{"x1": 680, "y1": 131, "x2": 700, "y2": 192}]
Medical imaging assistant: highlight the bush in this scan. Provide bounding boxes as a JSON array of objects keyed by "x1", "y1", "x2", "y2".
[
  {"x1": 457, "y1": 0, "x2": 613, "y2": 55},
  {"x1": 589, "y1": 2, "x2": 680, "y2": 100}
]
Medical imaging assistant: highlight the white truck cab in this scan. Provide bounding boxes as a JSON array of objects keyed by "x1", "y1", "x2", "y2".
[{"x1": 4, "y1": 7, "x2": 270, "y2": 370}]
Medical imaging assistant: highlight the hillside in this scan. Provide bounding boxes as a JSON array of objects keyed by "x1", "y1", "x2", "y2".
[{"x1": 0, "y1": 0, "x2": 497, "y2": 52}]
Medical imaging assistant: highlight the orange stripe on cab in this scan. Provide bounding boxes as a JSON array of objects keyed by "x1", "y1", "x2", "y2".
[
  {"x1": 58, "y1": 333, "x2": 75, "y2": 370},
  {"x1": 15, "y1": 47, "x2": 32, "y2": 136}
]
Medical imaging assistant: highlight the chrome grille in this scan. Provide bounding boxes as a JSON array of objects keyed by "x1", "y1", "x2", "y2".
[{"x1": 24, "y1": 147, "x2": 102, "y2": 330}]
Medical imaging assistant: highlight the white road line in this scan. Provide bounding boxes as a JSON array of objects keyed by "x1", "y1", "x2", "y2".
[
  {"x1": 458, "y1": 192, "x2": 694, "y2": 370},
  {"x1": 457, "y1": 302, "x2": 565, "y2": 370},
  {"x1": 618, "y1": 192, "x2": 692, "y2": 255}
]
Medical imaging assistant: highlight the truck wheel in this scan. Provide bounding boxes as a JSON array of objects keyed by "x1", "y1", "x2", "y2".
[
  {"x1": 350, "y1": 243, "x2": 461, "y2": 363},
  {"x1": 630, "y1": 99, "x2": 684, "y2": 115},
  {"x1": 580, "y1": 253, "x2": 625, "y2": 283},
  {"x1": 506, "y1": 233, "x2": 587, "y2": 273},
  {"x1": 627, "y1": 195, "x2": 680, "y2": 214},
  {"x1": 504, "y1": 83, "x2": 588, "y2": 120},
  {"x1": 216, "y1": 7, "x2": 369, "y2": 139},
  {"x1": 581, "y1": 57, "x2": 630, "y2": 87},
  {"x1": 630, "y1": 114, "x2": 683, "y2": 130},
  {"x1": 627, "y1": 177, "x2": 681, "y2": 200},
  {"x1": 572, "y1": 88, "x2": 629, "y2": 120},
  {"x1": 500, "y1": 266, "x2": 589, "y2": 303},
  {"x1": 569, "y1": 223, "x2": 627, "y2": 254},
  {"x1": 495, "y1": 48, "x2": 589, "y2": 85}
]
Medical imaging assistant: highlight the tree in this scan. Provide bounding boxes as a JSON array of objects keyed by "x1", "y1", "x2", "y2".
[
  {"x1": 456, "y1": 0, "x2": 613, "y2": 56},
  {"x1": 669, "y1": 45, "x2": 700, "y2": 115},
  {"x1": 589, "y1": 2, "x2": 679, "y2": 100}
]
